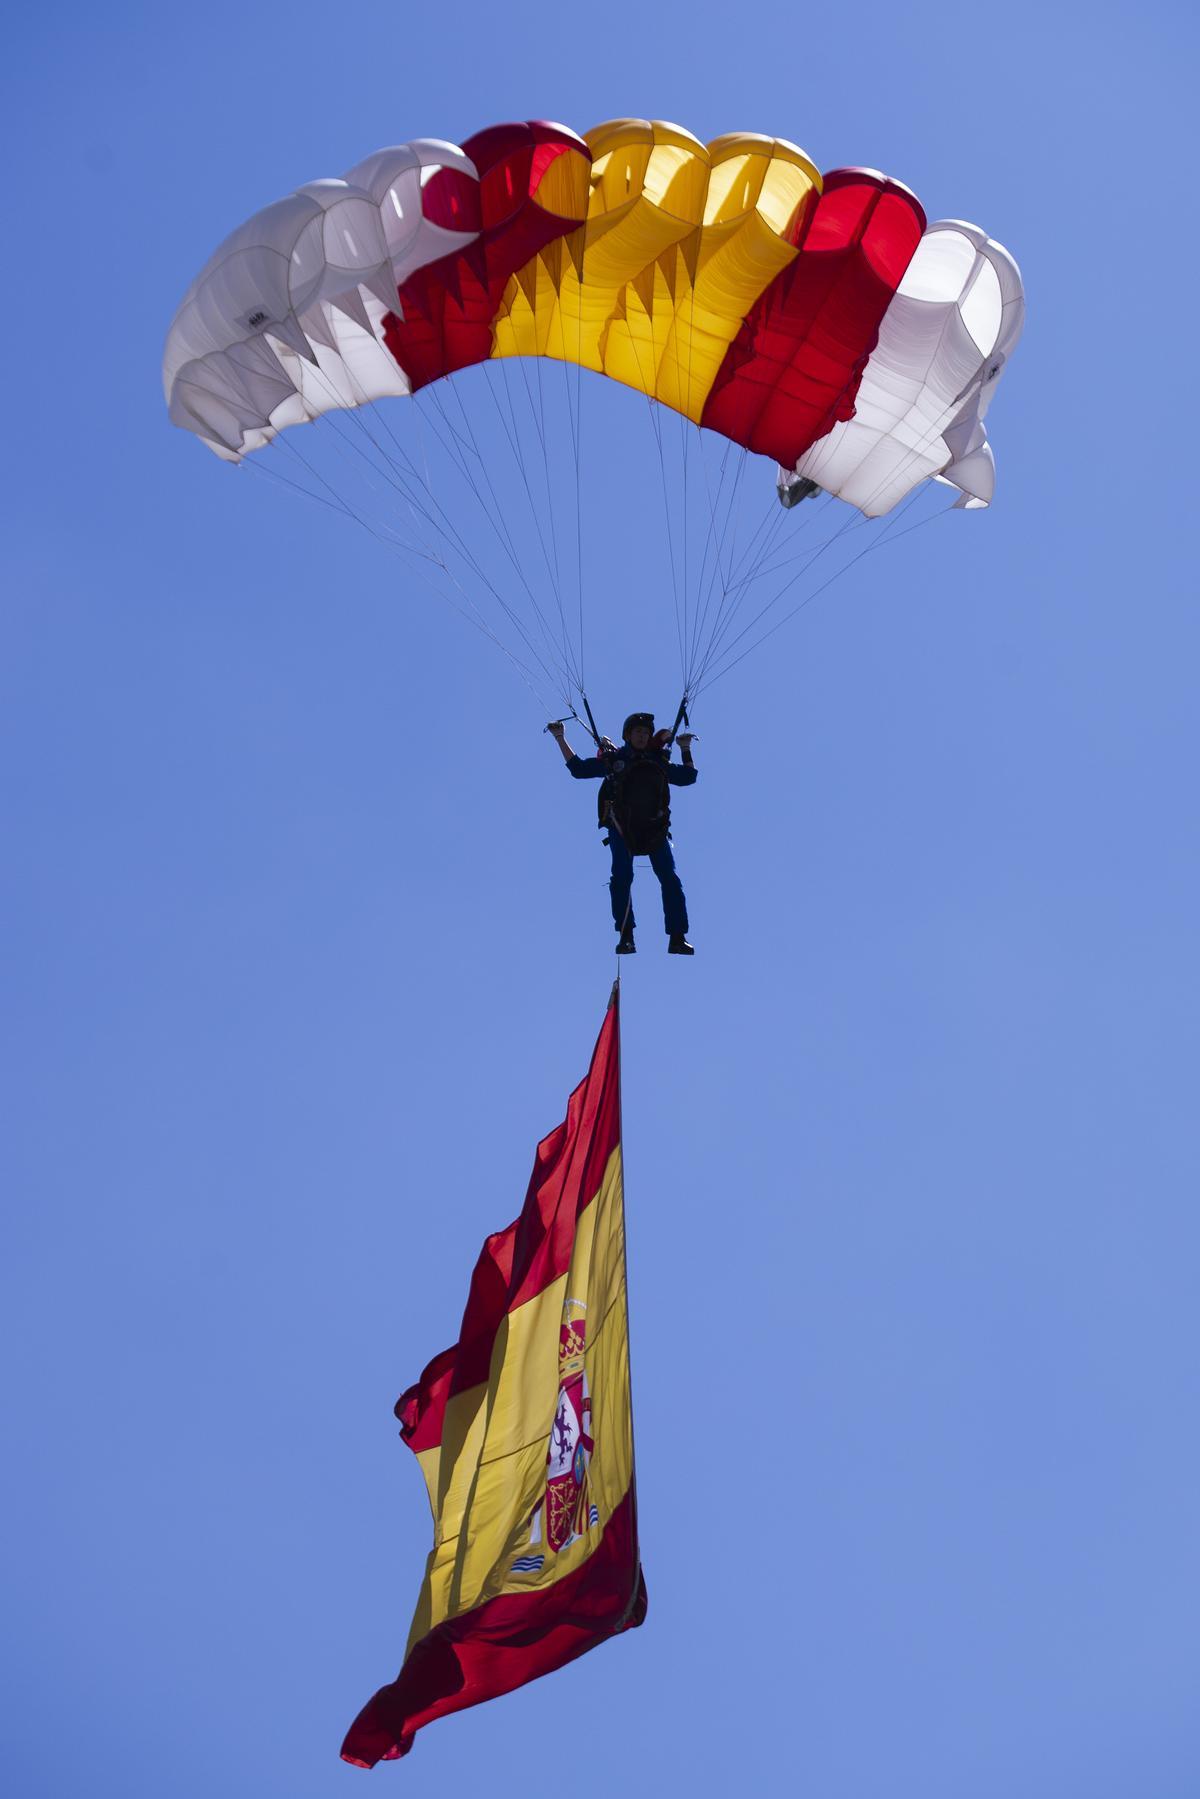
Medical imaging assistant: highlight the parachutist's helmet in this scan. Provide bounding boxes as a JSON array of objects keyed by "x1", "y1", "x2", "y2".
[{"x1": 622, "y1": 713, "x2": 655, "y2": 741}]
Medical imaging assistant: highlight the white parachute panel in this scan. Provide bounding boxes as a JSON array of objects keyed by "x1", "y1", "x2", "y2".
[{"x1": 789, "y1": 221, "x2": 1025, "y2": 516}]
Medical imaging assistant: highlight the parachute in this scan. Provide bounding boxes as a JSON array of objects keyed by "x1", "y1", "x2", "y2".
[{"x1": 164, "y1": 119, "x2": 1024, "y2": 717}]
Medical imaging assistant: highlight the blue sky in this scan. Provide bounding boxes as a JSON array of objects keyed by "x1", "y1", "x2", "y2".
[{"x1": 4, "y1": 3, "x2": 1199, "y2": 1794}]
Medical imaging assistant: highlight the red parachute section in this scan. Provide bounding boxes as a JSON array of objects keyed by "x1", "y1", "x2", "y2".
[
  {"x1": 381, "y1": 121, "x2": 588, "y2": 392},
  {"x1": 700, "y1": 169, "x2": 927, "y2": 464}
]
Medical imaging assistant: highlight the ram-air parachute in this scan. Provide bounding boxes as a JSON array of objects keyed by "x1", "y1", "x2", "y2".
[{"x1": 164, "y1": 119, "x2": 1023, "y2": 718}]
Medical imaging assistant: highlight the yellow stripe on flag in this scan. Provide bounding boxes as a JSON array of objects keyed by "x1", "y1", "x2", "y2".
[{"x1": 404, "y1": 1144, "x2": 631, "y2": 1656}]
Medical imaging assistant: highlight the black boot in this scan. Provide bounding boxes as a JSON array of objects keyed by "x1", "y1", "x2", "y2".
[
  {"x1": 668, "y1": 934, "x2": 694, "y2": 955},
  {"x1": 616, "y1": 928, "x2": 636, "y2": 954}
]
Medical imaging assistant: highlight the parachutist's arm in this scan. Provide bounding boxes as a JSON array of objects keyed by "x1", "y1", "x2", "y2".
[
  {"x1": 666, "y1": 736, "x2": 697, "y2": 786},
  {"x1": 548, "y1": 719, "x2": 611, "y2": 777},
  {"x1": 547, "y1": 721, "x2": 578, "y2": 765}
]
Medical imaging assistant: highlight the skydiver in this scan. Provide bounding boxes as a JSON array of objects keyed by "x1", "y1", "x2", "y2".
[{"x1": 547, "y1": 712, "x2": 697, "y2": 955}]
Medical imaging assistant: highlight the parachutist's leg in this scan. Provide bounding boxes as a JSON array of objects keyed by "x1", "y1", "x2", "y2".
[
  {"x1": 648, "y1": 837, "x2": 688, "y2": 937},
  {"x1": 608, "y1": 833, "x2": 635, "y2": 934}
]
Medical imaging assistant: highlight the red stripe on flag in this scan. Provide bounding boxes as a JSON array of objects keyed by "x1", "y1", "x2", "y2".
[
  {"x1": 699, "y1": 169, "x2": 926, "y2": 464},
  {"x1": 393, "y1": 994, "x2": 620, "y2": 1446},
  {"x1": 394, "y1": 1347, "x2": 455, "y2": 1454},
  {"x1": 341, "y1": 1487, "x2": 646, "y2": 1767}
]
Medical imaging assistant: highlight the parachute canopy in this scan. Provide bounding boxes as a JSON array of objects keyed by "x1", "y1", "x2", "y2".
[{"x1": 164, "y1": 118, "x2": 1023, "y2": 519}]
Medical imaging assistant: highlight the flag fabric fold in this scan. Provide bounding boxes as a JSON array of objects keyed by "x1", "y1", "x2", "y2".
[{"x1": 342, "y1": 986, "x2": 645, "y2": 1767}]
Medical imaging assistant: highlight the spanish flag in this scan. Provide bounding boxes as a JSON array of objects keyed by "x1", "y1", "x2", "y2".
[{"x1": 342, "y1": 986, "x2": 645, "y2": 1766}]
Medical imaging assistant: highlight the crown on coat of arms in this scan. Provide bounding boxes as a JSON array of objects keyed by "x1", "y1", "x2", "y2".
[{"x1": 559, "y1": 1297, "x2": 587, "y2": 1379}]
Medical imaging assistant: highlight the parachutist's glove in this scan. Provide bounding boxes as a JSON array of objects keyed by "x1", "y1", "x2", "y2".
[{"x1": 548, "y1": 720, "x2": 578, "y2": 763}]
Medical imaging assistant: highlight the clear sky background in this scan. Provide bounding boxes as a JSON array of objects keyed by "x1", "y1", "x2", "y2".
[{"x1": 4, "y1": 4, "x2": 1198, "y2": 1795}]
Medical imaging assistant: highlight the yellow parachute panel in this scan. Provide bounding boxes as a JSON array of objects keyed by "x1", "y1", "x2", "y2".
[{"x1": 491, "y1": 121, "x2": 821, "y2": 424}]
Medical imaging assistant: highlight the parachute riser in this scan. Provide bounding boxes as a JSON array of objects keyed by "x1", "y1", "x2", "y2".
[
  {"x1": 578, "y1": 692, "x2": 604, "y2": 751},
  {"x1": 543, "y1": 694, "x2": 605, "y2": 751},
  {"x1": 665, "y1": 692, "x2": 692, "y2": 748}
]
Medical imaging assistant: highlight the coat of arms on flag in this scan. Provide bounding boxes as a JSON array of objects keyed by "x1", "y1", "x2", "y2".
[
  {"x1": 520, "y1": 1297, "x2": 595, "y2": 1565},
  {"x1": 341, "y1": 987, "x2": 645, "y2": 1767}
]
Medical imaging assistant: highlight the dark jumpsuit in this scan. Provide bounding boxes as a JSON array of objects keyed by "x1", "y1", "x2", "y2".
[{"x1": 566, "y1": 748, "x2": 696, "y2": 936}]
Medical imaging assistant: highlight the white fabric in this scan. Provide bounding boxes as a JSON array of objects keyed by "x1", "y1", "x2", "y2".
[
  {"x1": 789, "y1": 221, "x2": 1025, "y2": 516},
  {"x1": 163, "y1": 141, "x2": 480, "y2": 459}
]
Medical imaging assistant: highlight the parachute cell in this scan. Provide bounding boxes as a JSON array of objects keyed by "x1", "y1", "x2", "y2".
[
  {"x1": 785, "y1": 220, "x2": 1026, "y2": 515},
  {"x1": 164, "y1": 118, "x2": 1022, "y2": 513}
]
